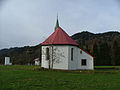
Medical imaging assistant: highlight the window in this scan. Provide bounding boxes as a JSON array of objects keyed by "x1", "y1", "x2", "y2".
[
  {"x1": 80, "y1": 51, "x2": 82, "y2": 54},
  {"x1": 71, "y1": 48, "x2": 73, "y2": 61},
  {"x1": 81, "y1": 59, "x2": 87, "y2": 66},
  {"x1": 46, "y1": 48, "x2": 50, "y2": 60}
]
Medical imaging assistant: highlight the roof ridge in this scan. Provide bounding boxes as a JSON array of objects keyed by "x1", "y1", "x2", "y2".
[
  {"x1": 41, "y1": 27, "x2": 79, "y2": 46},
  {"x1": 51, "y1": 29, "x2": 59, "y2": 43}
]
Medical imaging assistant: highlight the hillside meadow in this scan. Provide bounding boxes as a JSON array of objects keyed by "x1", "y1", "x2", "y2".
[{"x1": 0, "y1": 65, "x2": 120, "y2": 90}]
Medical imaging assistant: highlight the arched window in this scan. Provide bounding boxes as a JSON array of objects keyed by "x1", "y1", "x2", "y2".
[
  {"x1": 46, "y1": 48, "x2": 50, "y2": 60},
  {"x1": 71, "y1": 48, "x2": 73, "y2": 61}
]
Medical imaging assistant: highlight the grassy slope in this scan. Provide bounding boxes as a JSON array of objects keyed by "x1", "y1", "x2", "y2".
[{"x1": 0, "y1": 65, "x2": 120, "y2": 90}]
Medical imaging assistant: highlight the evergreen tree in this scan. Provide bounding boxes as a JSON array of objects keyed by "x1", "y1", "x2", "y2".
[
  {"x1": 93, "y1": 42, "x2": 99, "y2": 65},
  {"x1": 112, "y1": 41, "x2": 120, "y2": 65},
  {"x1": 99, "y1": 42, "x2": 111, "y2": 65}
]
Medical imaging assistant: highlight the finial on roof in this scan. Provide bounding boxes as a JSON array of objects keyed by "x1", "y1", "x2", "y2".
[{"x1": 54, "y1": 14, "x2": 59, "y2": 31}]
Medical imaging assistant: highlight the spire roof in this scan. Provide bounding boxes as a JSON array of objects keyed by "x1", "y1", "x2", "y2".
[
  {"x1": 54, "y1": 15, "x2": 59, "y2": 31},
  {"x1": 41, "y1": 27, "x2": 79, "y2": 46}
]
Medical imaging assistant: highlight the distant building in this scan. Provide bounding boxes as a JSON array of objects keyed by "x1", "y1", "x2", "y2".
[
  {"x1": 5, "y1": 57, "x2": 12, "y2": 65},
  {"x1": 41, "y1": 18, "x2": 94, "y2": 70},
  {"x1": 34, "y1": 58, "x2": 40, "y2": 65}
]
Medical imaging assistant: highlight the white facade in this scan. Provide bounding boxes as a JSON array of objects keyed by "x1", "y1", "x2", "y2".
[
  {"x1": 34, "y1": 58, "x2": 40, "y2": 65},
  {"x1": 42, "y1": 45, "x2": 68, "y2": 70},
  {"x1": 5, "y1": 57, "x2": 12, "y2": 65},
  {"x1": 41, "y1": 45, "x2": 94, "y2": 70}
]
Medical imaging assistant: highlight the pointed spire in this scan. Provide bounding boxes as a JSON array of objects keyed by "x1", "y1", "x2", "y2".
[{"x1": 54, "y1": 15, "x2": 59, "y2": 31}]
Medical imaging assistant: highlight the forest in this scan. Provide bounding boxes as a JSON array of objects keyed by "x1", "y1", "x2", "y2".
[{"x1": 0, "y1": 31, "x2": 120, "y2": 66}]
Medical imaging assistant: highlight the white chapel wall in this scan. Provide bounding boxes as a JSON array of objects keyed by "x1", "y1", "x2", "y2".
[
  {"x1": 68, "y1": 46, "x2": 94, "y2": 70},
  {"x1": 52, "y1": 46, "x2": 68, "y2": 69},
  {"x1": 68, "y1": 46, "x2": 79, "y2": 70},
  {"x1": 42, "y1": 45, "x2": 94, "y2": 70},
  {"x1": 78, "y1": 48, "x2": 94, "y2": 70},
  {"x1": 41, "y1": 45, "x2": 69, "y2": 69}
]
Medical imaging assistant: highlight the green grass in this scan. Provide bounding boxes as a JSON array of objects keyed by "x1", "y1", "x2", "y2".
[
  {"x1": 0, "y1": 65, "x2": 120, "y2": 90},
  {"x1": 95, "y1": 66, "x2": 120, "y2": 68}
]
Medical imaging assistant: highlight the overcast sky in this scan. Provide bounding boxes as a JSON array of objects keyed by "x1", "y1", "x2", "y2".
[{"x1": 0, "y1": 0, "x2": 120, "y2": 49}]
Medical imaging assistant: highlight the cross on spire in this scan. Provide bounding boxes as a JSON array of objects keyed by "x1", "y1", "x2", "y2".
[{"x1": 54, "y1": 15, "x2": 59, "y2": 31}]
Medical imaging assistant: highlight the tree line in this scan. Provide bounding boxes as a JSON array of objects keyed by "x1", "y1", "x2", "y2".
[
  {"x1": 72, "y1": 31, "x2": 120, "y2": 66},
  {"x1": 93, "y1": 40, "x2": 120, "y2": 65},
  {"x1": 0, "y1": 31, "x2": 120, "y2": 66}
]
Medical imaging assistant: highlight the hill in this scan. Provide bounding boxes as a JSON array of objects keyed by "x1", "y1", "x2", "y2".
[
  {"x1": 0, "y1": 31, "x2": 120, "y2": 65},
  {"x1": 0, "y1": 45, "x2": 41, "y2": 65},
  {"x1": 72, "y1": 31, "x2": 120, "y2": 65}
]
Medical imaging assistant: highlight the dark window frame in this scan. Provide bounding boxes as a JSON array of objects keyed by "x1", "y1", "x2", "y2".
[
  {"x1": 80, "y1": 51, "x2": 82, "y2": 54},
  {"x1": 71, "y1": 48, "x2": 73, "y2": 61},
  {"x1": 81, "y1": 59, "x2": 87, "y2": 66},
  {"x1": 46, "y1": 48, "x2": 50, "y2": 60}
]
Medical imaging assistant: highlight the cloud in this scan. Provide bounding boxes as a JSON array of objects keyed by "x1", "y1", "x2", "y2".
[
  {"x1": 0, "y1": 0, "x2": 120, "y2": 49},
  {"x1": 0, "y1": 0, "x2": 8, "y2": 8}
]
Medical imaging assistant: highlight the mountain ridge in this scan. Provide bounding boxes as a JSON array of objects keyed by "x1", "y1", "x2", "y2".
[{"x1": 0, "y1": 31, "x2": 120, "y2": 65}]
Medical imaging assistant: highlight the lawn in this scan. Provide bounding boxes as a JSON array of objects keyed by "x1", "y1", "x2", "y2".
[
  {"x1": 0, "y1": 65, "x2": 120, "y2": 90},
  {"x1": 95, "y1": 66, "x2": 120, "y2": 68}
]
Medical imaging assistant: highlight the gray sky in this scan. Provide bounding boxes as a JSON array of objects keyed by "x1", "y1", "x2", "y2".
[{"x1": 0, "y1": 0, "x2": 120, "y2": 49}]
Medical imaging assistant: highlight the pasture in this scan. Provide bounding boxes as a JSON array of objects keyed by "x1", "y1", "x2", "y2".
[{"x1": 0, "y1": 65, "x2": 120, "y2": 90}]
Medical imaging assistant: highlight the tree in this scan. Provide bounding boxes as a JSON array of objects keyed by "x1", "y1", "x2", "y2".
[
  {"x1": 112, "y1": 40, "x2": 120, "y2": 65},
  {"x1": 93, "y1": 42, "x2": 99, "y2": 65},
  {"x1": 45, "y1": 46, "x2": 65, "y2": 69},
  {"x1": 99, "y1": 42, "x2": 111, "y2": 65}
]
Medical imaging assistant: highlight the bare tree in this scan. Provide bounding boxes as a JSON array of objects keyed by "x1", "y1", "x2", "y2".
[
  {"x1": 42, "y1": 46, "x2": 65, "y2": 69},
  {"x1": 50, "y1": 46, "x2": 65, "y2": 68}
]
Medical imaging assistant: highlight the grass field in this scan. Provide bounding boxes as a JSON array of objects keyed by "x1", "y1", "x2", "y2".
[
  {"x1": 95, "y1": 66, "x2": 120, "y2": 68},
  {"x1": 0, "y1": 65, "x2": 120, "y2": 90}
]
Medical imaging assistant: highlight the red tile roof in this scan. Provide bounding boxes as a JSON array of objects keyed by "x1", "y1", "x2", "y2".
[{"x1": 41, "y1": 27, "x2": 79, "y2": 46}]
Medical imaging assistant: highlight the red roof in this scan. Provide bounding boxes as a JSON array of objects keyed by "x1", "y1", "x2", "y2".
[{"x1": 41, "y1": 27, "x2": 79, "y2": 46}]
